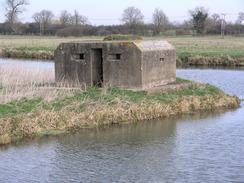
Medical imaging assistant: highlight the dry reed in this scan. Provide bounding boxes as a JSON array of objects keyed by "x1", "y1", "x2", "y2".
[
  {"x1": 180, "y1": 55, "x2": 244, "y2": 66},
  {"x1": 0, "y1": 50, "x2": 54, "y2": 60},
  {"x1": 0, "y1": 63, "x2": 60, "y2": 103},
  {"x1": 0, "y1": 93, "x2": 240, "y2": 145}
]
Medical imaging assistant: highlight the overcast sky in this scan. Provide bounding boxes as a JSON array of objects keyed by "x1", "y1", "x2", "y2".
[{"x1": 1, "y1": 0, "x2": 244, "y2": 25}]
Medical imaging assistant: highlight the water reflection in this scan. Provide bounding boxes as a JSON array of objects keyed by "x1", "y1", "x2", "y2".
[
  {"x1": 177, "y1": 67, "x2": 244, "y2": 99},
  {"x1": 48, "y1": 118, "x2": 177, "y2": 182},
  {"x1": 0, "y1": 58, "x2": 54, "y2": 69}
]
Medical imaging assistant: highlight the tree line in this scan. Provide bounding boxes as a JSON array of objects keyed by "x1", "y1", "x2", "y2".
[{"x1": 1, "y1": 0, "x2": 244, "y2": 37}]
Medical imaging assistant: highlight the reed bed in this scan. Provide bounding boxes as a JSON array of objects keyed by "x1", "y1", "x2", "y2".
[
  {"x1": 0, "y1": 63, "x2": 54, "y2": 86},
  {"x1": 0, "y1": 50, "x2": 54, "y2": 60},
  {"x1": 0, "y1": 62, "x2": 63, "y2": 103},
  {"x1": 177, "y1": 55, "x2": 244, "y2": 66}
]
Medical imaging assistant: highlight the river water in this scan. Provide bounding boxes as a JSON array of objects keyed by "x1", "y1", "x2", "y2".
[{"x1": 0, "y1": 59, "x2": 244, "y2": 183}]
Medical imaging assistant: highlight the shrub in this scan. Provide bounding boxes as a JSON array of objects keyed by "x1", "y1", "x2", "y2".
[{"x1": 57, "y1": 27, "x2": 84, "y2": 37}]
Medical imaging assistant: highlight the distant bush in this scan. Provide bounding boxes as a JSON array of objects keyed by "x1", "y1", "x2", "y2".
[
  {"x1": 161, "y1": 30, "x2": 176, "y2": 36},
  {"x1": 57, "y1": 27, "x2": 84, "y2": 37},
  {"x1": 103, "y1": 35, "x2": 143, "y2": 41},
  {"x1": 175, "y1": 29, "x2": 191, "y2": 36}
]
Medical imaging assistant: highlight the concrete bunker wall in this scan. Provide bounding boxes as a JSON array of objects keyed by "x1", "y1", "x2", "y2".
[
  {"x1": 103, "y1": 42, "x2": 142, "y2": 89},
  {"x1": 55, "y1": 41, "x2": 143, "y2": 89},
  {"x1": 55, "y1": 42, "x2": 102, "y2": 87},
  {"x1": 55, "y1": 40, "x2": 176, "y2": 90},
  {"x1": 141, "y1": 49, "x2": 176, "y2": 89}
]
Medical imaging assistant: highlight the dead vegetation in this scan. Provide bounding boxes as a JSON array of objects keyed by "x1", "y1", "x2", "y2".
[
  {"x1": 0, "y1": 93, "x2": 239, "y2": 145},
  {"x1": 0, "y1": 63, "x2": 57, "y2": 103},
  {"x1": 177, "y1": 55, "x2": 244, "y2": 66},
  {"x1": 0, "y1": 49, "x2": 54, "y2": 60}
]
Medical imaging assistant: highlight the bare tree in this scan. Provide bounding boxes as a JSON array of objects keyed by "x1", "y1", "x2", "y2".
[
  {"x1": 189, "y1": 6, "x2": 208, "y2": 36},
  {"x1": 211, "y1": 14, "x2": 221, "y2": 25},
  {"x1": 121, "y1": 6, "x2": 144, "y2": 34},
  {"x1": 152, "y1": 8, "x2": 169, "y2": 36},
  {"x1": 32, "y1": 10, "x2": 54, "y2": 35},
  {"x1": 204, "y1": 13, "x2": 221, "y2": 35},
  {"x1": 3, "y1": 0, "x2": 29, "y2": 33},
  {"x1": 236, "y1": 12, "x2": 244, "y2": 24},
  {"x1": 70, "y1": 10, "x2": 88, "y2": 26},
  {"x1": 59, "y1": 10, "x2": 71, "y2": 27}
]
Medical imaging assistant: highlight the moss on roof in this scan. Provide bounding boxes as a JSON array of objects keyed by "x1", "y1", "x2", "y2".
[{"x1": 103, "y1": 35, "x2": 143, "y2": 41}]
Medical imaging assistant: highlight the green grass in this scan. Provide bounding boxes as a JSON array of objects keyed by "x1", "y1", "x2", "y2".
[
  {"x1": 0, "y1": 79, "x2": 224, "y2": 118},
  {"x1": 169, "y1": 36, "x2": 244, "y2": 58},
  {"x1": 51, "y1": 79, "x2": 222, "y2": 107},
  {"x1": 171, "y1": 77, "x2": 191, "y2": 84},
  {"x1": 38, "y1": 130, "x2": 67, "y2": 136},
  {"x1": 145, "y1": 83, "x2": 224, "y2": 103},
  {"x1": 0, "y1": 97, "x2": 43, "y2": 118},
  {"x1": 103, "y1": 35, "x2": 142, "y2": 41}
]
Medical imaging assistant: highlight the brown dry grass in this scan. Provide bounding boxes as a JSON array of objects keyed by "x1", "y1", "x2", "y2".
[
  {"x1": 0, "y1": 93, "x2": 240, "y2": 145},
  {"x1": 181, "y1": 55, "x2": 244, "y2": 66},
  {"x1": 0, "y1": 95, "x2": 239, "y2": 144},
  {"x1": 0, "y1": 62, "x2": 75, "y2": 103},
  {"x1": 0, "y1": 50, "x2": 54, "y2": 60}
]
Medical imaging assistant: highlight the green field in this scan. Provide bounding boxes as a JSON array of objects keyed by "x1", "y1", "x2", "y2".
[
  {"x1": 165, "y1": 36, "x2": 244, "y2": 59},
  {"x1": 0, "y1": 35, "x2": 244, "y2": 59}
]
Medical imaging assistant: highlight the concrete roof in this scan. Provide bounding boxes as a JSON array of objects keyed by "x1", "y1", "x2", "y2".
[
  {"x1": 133, "y1": 40, "x2": 174, "y2": 51},
  {"x1": 63, "y1": 40, "x2": 175, "y2": 51}
]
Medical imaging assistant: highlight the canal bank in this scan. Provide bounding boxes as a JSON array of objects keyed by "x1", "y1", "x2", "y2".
[
  {"x1": 0, "y1": 50, "x2": 54, "y2": 60},
  {"x1": 177, "y1": 55, "x2": 244, "y2": 67}
]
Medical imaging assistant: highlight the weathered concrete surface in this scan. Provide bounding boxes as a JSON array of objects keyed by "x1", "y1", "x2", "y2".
[
  {"x1": 55, "y1": 40, "x2": 176, "y2": 90},
  {"x1": 141, "y1": 82, "x2": 193, "y2": 95}
]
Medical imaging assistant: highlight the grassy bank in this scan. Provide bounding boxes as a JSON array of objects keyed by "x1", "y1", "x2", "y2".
[
  {"x1": 165, "y1": 36, "x2": 244, "y2": 66},
  {"x1": 0, "y1": 63, "x2": 240, "y2": 145},
  {"x1": 0, "y1": 86, "x2": 240, "y2": 145},
  {"x1": 0, "y1": 35, "x2": 244, "y2": 66},
  {"x1": 177, "y1": 55, "x2": 244, "y2": 66}
]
